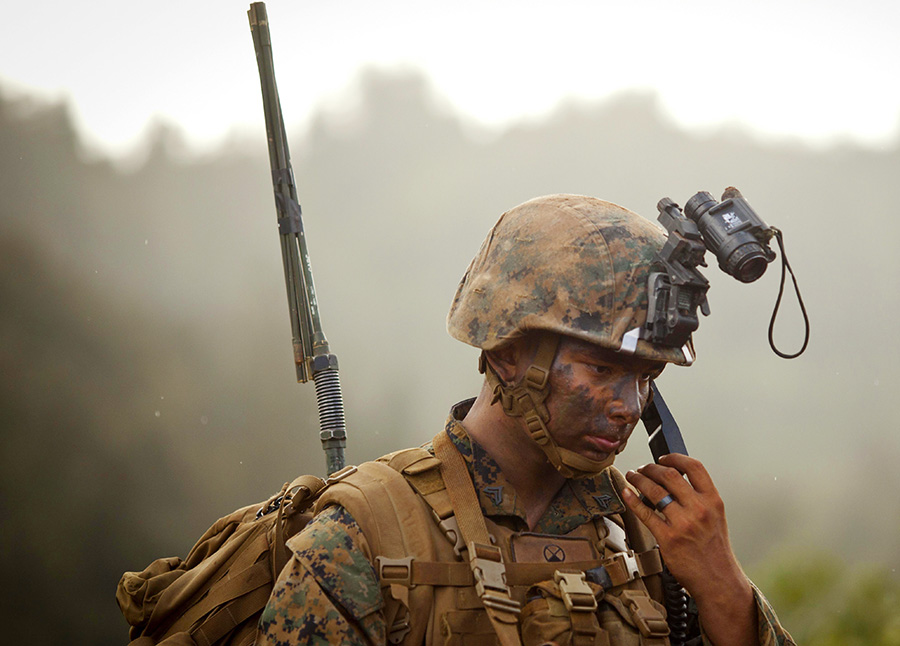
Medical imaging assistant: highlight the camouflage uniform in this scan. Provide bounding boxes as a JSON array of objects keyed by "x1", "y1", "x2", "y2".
[{"x1": 258, "y1": 401, "x2": 795, "y2": 646}]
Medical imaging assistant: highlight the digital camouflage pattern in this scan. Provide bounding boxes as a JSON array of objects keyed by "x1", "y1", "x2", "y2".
[
  {"x1": 256, "y1": 401, "x2": 795, "y2": 645},
  {"x1": 257, "y1": 505, "x2": 385, "y2": 645},
  {"x1": 447, "y1": 194, "x2": 693, "y2": 365},
  {"x1": 751, "y1": 584, "x2": 797, "y2": 646}
]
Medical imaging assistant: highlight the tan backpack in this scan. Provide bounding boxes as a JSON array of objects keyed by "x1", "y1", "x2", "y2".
[
  {"x1": 118, "y1": 452, "x2": 667, "y2": 646},
  {"x1": 115, "y1": 467, "x2": 358, "y2": 646}
]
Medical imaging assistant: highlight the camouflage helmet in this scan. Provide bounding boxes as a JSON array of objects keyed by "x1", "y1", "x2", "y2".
[{"x1": 447, "y1": 194, "x2": 695, "y2": 366}]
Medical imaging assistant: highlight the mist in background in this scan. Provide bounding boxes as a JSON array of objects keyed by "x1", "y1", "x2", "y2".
[{"x1": 1, "y1": 67, "x2": 898, "y2": 643}]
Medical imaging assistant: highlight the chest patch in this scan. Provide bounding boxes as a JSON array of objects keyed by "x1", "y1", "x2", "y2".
[{"x1": 510, "y1": 532, "x2": 598, "y2": 564}]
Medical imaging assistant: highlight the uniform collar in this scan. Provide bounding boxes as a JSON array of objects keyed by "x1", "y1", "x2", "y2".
[{"x1": 443, "y1": 400, "x2": 625, "y2": 534}]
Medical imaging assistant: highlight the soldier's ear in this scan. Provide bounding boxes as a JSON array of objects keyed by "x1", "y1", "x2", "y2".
[{"x1": 483, "y1": 339, "x2": 528, "y2": 386}]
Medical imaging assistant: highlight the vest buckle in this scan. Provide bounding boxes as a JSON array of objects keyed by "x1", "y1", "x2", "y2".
[
  {"x1": 620, "y1": 590, "x2": 670, "y2": 638},
  {"x1": 554, "y1": 570, "x2": 598, "y2": 612},
  {"x1": 616, "y1": 550, "x2": 640, "y2": 581},
  {"x1": 467, "y1": 541, "x2": 521, "y2": 615},
  {"x1": 386, "y1": 611, "x2": 411, "y2": 645}
]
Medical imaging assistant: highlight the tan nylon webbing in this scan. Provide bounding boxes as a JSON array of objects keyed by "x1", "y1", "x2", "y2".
[
  {"x1": 407, "y1": 560, "x2": 599, "y2": 586},
  {"x1": 170, "y1": 559, "x2": 271, "y2": 637},
  {"x1": 322, "y1": 460, "x2": 440, "y2": 645},
  {"x1": 607, "y1": 467, "x2": 666, "y2": 605},
  {"x1": 433, "y1": 432, "x2": 493, "y2": 546},
  {"x1": 433, "y1": 431, "x2": 523, "y2": 646},
  {"x1": 192, "y1": 584, "x2": 273, "y2": 646},
  {"x1": 406, "y1": 555, "x2": 661, "y2": 588},
  {"x1": 156, "y1": 524, "x2": 269, "y2": 637}
]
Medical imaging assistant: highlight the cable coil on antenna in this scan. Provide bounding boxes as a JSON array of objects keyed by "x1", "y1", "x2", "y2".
[{"x1": 314, "y1": 367, "x2": 347, "y2": 474}]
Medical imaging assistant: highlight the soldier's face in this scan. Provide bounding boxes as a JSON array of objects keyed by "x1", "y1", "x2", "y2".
[{"x1": 544, "y1": 337, "x2": 664, "y2": 463}]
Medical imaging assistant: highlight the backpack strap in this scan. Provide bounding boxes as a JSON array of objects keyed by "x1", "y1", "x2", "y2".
[
  {"x1": 432, "y1": 431, "x2": 523, "y2": 646},
  {"x1": 314, "y1": 460, "x2": 437, "y2": 645},
  {"x1": 191, "y1": 583, "x2": 273, "y2": 646}
]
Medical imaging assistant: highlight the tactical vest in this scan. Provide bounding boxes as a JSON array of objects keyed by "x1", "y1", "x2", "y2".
[{"x1": 307, "y1": 433, "x2": 671, "y2": 646}]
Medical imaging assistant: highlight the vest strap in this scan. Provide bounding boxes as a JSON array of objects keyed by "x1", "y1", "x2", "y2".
[
  {"x1": 607, "y1": 468, "x2": 666, "y2": 606},
  {"x1": 373, "y1": 441, "x2": 669, "y2": 643},
  {"x1": 375, "y1": 553, "x2": 662, "y2": 589},
  {"x1": 554, "y1": 570, "x2": 601, "y2": 646},
  {"x1": 433, "y1": 431, "x2": 523, "y2": 646}
]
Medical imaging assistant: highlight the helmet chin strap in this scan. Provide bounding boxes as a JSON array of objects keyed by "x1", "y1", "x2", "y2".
[{"x1": 480, "y1": 333, "x2": 616, "y2": 479}]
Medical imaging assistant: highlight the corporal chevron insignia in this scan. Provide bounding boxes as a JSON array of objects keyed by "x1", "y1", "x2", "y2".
[
  {"x1": 483, "y1": 486, "x2": 503, "y2": 505},
  {"x1": 593, "y1": 494, "x2": 613, "y2": 510}
]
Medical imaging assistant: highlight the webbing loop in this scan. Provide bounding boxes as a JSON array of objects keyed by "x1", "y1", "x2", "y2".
[{"x1": 768, "y1": 227, "x2": 810, "y2": 359}]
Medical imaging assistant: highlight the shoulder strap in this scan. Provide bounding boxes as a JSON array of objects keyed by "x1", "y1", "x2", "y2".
[
  {"x1": 432, "y1": 431, "x2": 523, "y2": 646},
  {"x1": 314, "y1": 460, "x2": 437, "y2": 645},
  {"x1": 606, "y1": 467, "x2": 665, "y2": 605}
]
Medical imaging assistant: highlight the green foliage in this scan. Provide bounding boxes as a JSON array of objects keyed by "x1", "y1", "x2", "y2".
[{"x1": 754, "y1": 554, "x2": 900, "y2": 645}]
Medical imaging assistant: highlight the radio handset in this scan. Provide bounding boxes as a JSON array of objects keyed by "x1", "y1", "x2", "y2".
[{"x1": 642, "y1": 382, "x2": 688, "y2": 463}]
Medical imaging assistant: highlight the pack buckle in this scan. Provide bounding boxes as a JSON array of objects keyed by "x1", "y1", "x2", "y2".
[
  {"x1": 612, "y1": 550, "x2": 640, "y2": 582},
  {"x1": 376, "y1": 556, "x2": 415, "y2": 588},
  {"x1": 434, "y1": 512, "x2": 465, "y2": 557}
]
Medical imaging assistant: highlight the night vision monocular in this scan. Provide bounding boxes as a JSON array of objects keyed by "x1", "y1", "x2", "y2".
[{"x1": 642, "y1": 187, "x2": 808, "y2": 359}]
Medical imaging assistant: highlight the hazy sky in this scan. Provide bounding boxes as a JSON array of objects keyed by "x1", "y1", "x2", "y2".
[{"x1": 2, "y1": 0, "x2": 898, "y2": 156}]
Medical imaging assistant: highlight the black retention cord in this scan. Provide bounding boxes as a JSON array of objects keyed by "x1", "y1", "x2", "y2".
[{"x1": 768, "y1": 228, "x2": 810, "y2": 359}]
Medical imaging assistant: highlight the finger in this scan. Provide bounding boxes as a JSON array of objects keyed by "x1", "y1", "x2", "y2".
[
  {"x1": 658, "y1": 454, "x2": 719, "y2": 496},
  {"x1": 620, "y1": 487, "x2": 667, "y2": 535},
  {"x1": 626, "y1": 469, "x2": 681, "y2": 511},
  {"x1": 635, "y1": 463, "x2": 696, "y2": 501}
]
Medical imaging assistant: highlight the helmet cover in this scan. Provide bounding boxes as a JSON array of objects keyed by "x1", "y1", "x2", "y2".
[{"x1": 448, "y1": 194, "x2": 694, "y2": 366}]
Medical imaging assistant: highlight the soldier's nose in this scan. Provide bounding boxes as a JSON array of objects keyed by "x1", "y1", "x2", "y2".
[{"x1": 607, "y1": 377, "x2": 642, "y2": 426}]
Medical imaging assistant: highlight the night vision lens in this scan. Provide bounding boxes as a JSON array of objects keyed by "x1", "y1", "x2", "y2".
[
  {"x1": 731, "y1": 247, "x2": 769, "y2": 283},
  {"x1": 684, "y1": 191, "x2": 773, "y2": 284}
]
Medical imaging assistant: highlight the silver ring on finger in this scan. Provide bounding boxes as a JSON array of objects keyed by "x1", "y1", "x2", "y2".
[{"x1": 655, "y1": 494, "x2": 675, "y2": 511}]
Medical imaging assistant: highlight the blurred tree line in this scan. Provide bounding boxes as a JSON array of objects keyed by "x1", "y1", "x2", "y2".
[
  {"x1": 754, "y1": 554, "x2": 900, "y2": 644},
  {"x1": 0, "y1": 70, "x2": 897, "y2": 644}
]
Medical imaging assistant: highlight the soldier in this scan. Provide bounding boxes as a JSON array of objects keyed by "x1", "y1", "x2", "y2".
[{"x1": 258, "y1": 194, "x2": 794, "y2": 645}]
